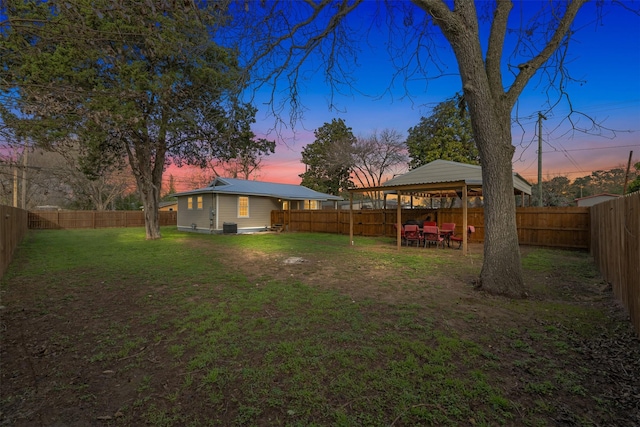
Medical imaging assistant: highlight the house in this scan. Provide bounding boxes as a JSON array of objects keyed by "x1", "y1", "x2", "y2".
[
  {"x1": 575, "y1": 193, "x2": 621, "y2": 207},
  {"x1": 173, "y1": 177, "x2": 342, "y2": 233},
  {"x1": 159, "y1": 201, "x2": 178, "y2": 212}
]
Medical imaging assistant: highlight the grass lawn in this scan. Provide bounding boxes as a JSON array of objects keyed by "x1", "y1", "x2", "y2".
[{"x1": 1, "y1": 227, "x2": 638, "y2": 426}]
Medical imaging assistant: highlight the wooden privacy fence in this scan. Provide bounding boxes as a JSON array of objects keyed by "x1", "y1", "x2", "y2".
[
  {"x1": 28, "y1": 210, "x2": 177, "y2": 229},
  {"x1": 590, "y1": 191, "x2": 640, "y2": 336},
  {"x1": 1, "y1": 205, "x2": 29, "y2": 280},
  {"x1": 271, "y1": 206, "x2": 591, "y2": 249}
]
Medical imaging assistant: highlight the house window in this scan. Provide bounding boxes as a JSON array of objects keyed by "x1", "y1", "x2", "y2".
[
  {"x1": 238, "y1": 196, "x2": 249, "y2": 217},
  {"x1": 304, "y1": 200, "x2": 319, "y2": 210},
  {"x1": 197, "y1": 196, "x2": 203, "y2": 210},
  {"x1": 187, "y1": 197, "x2": 193, "y2": 210},
  {"x1": 282, "y1": 201, "x2": 289, "y2": 210}
]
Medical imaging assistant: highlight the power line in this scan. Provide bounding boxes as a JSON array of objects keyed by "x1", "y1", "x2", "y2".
[{"x1": 541, "y1": 144, "x2": 639, "y2": 153}]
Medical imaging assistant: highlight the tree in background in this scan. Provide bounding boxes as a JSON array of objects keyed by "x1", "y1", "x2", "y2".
[
  {"x1": 300, "y1": 119, "x2": 355, "y2": 196},
  {"x1": 0, "y1": 143, "x2": 131, "y2": 210},
  {"x1": 587, "y1": 168, "x2": 627, "y2": 196},
  {"x1": 531, "y1": 176, "x2": 572, "y2": 207},
  {"x1": 406, "y1": 95, "x2": 478, "y2": 169},
  {"x1": 208, "y1": 125, "x2": 276, "y2": 180},
  {"x1": 352, "y1": 129, "x2": 408, "y2": 208},
  {"x1": 161, "y1": 175, "x2": 178, "y2": 202},
  {"x1": 2, "y1": 0, "x2": 253, "y2": 239},
  {"x1": 528, "y1": 164, "x2": 639, "y2": 206},
  {"x1": 570, "y1": 166, "x2": 637, "y2": 199},
  {"x1": 628, "y1": 163, "x2": 640, "y2": 194}
]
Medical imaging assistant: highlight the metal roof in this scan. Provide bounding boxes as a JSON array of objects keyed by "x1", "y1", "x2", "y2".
[
  {"x1": 173, "y1": 177, "x2": 343, "y2": 201},
  {"x1": 380, "y1": 159, "x2": 532, "y2": 195}
]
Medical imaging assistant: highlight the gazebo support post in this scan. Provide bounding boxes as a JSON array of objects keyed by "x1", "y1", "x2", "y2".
[
  {"x1": 462, "y1": 183, "x2": 468, "y2": 255},
  {"x1": 349, "y1": 193, "x2": 354, "y2": 245},
  {"x1": 397, "y1": 191, "x2": 402, "y2": 250}
]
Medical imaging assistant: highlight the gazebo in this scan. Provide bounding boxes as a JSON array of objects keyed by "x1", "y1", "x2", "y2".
[{"x1": 347, "y1": 159, "x2": 533, "y2": 253}]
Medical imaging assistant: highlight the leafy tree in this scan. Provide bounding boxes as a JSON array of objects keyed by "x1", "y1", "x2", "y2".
[
  {"x1": 1, "y1": 0, "x2": 253, "y2": 239},
  {"x1": 570, "y1": 165, "x2": 638, "y2": 197},
  {"x1": 300, "y1": 119, "x2": 355, "y2": 196},
  {"x1": 628, "y1": 162, "x2": 640, "y2": 194},
  {"x1": 539, "y1": 176, "x2": 572, "y2": 207},
  {"x1": 588, "y1": 168, "x2": 627, "y2": 195},
  {"x1": 571, "y1": 175, "x2": 594, "y2": 200},
  {"x1": 406, "y1": 95, "x2": 478, "y2": 169},
  {"x1": 352, "y1": 128, "x2": 408, "y2": 208}
]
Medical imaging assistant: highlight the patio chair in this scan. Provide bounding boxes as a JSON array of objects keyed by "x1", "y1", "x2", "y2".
[
  {"x1": 423, "y1": 225, "x2": 444, "y2": 248},
  {"x1": 423, "y1": 221, "x2": 437, "y2": 227},
  {"x1": 450, "y1": 225, "x2": 475, "y2": 249},
  {"x1": 403, "y1": 224, "x2": 423, "y2": 247}
]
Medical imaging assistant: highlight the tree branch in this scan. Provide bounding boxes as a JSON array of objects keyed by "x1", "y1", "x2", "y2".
[{"x1": 505, "y1": 0, "x2": 588, "y2": 106}]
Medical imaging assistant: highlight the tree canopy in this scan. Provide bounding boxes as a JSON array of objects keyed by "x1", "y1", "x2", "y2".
[
  {"x1": 1, "y1": 0, "x2": 258, "y2": 238},
  {"x1": 628, "y1": 162, "x2": 640, "y2": 194},
  {"x1": 406, "y1": 95, "x2": 478, "y2": 169},
  {"x1": 299, "y1": 118, "x2": 355, "y2": 196}
]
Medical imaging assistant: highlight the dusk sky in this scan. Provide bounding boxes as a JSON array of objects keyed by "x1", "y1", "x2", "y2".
[{"x1": 180, "y1": 3, "x2": 638, "y2": 189}]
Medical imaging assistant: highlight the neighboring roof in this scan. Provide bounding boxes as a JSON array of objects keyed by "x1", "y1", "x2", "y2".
[
  {"x1": 375, "y1": 159, "x2": 531, "y2": 195},
  {"x1": 173, "y1": 177, "x2": 343, "y2": 201},
  {"x1": 574, "y1": 193, "x2": 621, "y2": 202},
  {"x1": 159, "y1": 201, "x2": 177, "y2": 208}
]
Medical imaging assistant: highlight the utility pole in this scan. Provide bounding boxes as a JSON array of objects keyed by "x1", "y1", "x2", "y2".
[
  {"x1": 623, "y1": 150, "x2": 633, "y2": 195},
  {"x1": 537, "y1": 112, "x2": 547, "y2": 207}
]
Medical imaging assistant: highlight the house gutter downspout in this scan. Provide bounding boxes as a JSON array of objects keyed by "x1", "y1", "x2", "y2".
[{"x1": 215, "y1": 193, "x2": 219, "y2": 231}]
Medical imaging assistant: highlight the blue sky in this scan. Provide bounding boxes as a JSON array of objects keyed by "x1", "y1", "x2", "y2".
[{"x1": 234, "y1": 1, "x2": 640, "y2": 186}]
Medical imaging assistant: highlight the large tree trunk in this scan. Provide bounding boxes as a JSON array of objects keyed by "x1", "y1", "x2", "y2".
[
  {"x1": 127, "y1": 136, "x2": 165, "y2": 240},
  {"x1": 429, "y1": 0, "x2": 527, "y2": 297},
  {"x1": 420, "y1": 0, "x2": 587, "y2": 296},
  {"x1": 140, "y1": 181, "x2": 161, "y2": 240},
  {"x1": 475, "y1": 118, "x2": 527, "y2": 297}
]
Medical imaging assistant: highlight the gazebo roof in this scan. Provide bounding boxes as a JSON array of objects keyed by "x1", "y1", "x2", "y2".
[{"x1": 349, "y1": 159, "x2": 532, "y2": 195}]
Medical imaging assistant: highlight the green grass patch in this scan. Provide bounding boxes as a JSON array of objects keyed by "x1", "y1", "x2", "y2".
[{"x1": 1, "y1": 227, "x2": 632, "y2": 427}]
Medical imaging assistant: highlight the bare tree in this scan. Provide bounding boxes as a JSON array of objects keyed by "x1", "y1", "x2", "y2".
[
  {"x1": 233, "y1": 0, "x2": 618, "y2": 297},
  {"x1": 208, "y1": 135, "x2": 276, "y2": 180},
  {"x1": 1, "y1": 144, "x2": 134, "y2": 210},
  {"x1": 352, "y1": 129, "x2": 408, "y2": 208}
]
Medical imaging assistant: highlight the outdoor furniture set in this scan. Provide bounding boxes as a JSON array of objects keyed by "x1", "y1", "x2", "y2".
[{"x1": 395, "y1": 222, "x2": 475, "y2": 249}]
